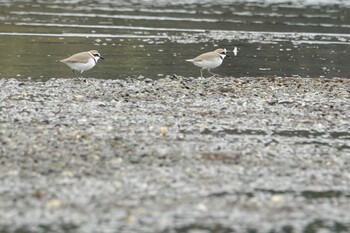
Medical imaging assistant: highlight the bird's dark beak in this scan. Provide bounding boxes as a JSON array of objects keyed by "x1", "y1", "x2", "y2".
[
  {"x1": 100, "y1": 55, "x2": 104, "y2": 60},
  {"x1": 226, "y1": 54, "x2": 230, "y2": 57}
]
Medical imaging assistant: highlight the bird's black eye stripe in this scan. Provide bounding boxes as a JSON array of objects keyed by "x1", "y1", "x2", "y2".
[
  {"x1": 94, "y1": 54, "x2": 99, "y2": 57},
  {"x1": 221, "y1": 52, "x2": 226, "y2": 55}
]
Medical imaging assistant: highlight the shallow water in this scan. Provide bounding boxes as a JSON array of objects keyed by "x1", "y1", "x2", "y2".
[{"x1": 1, "y1": 0, "x2": 350, "y2": 80}]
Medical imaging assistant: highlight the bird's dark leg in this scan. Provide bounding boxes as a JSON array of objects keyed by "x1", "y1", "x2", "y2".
[
  {"x1": 72, "y1": 70, "x2": 81, "y2": 81},
  {"x1": 208, "y1": 69, "x2": 220, "y2": 77},
  {"x1": 200, "y1": 68, "x2": 205, "y2": 78},
  {"x1": 80, "y1": 71, "x2": 87, "y2": 83}
]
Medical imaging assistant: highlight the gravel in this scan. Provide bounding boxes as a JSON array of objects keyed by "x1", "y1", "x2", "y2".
[{"x1": 0, "y1": 76, "x2": 349, "y2": 233}]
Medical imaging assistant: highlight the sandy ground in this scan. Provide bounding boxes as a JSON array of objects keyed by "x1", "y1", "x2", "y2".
[{"x1": 0, "y1": 76, "x2": 350, "y2": 233}]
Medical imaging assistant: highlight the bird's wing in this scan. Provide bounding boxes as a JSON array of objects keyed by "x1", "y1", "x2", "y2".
[
  {"x1": 192, "y1": 51, "x2": 213, "y2": 62},
  {"x1": 60, "y1": 52, "x2": 90, "y2": 63}
]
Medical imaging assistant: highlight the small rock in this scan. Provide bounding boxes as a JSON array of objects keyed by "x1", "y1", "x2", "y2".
[
  {"x1": 270, "y1": 194, "x2": 285, "y2": 204},
  {"x1": 46, "y1": 199, "x2": 62, "y2": 209},
  {"x1": 160, "y1": 127, "x2": 168, "y2": 137}
]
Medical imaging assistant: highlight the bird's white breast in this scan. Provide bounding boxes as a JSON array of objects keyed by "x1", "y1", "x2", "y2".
[
  {"x1": 67, "y1": 58, "x2": 96, "y2": 73},
  {"x1": 193, "y1": 57, "x2": 223, "y2": 69}
]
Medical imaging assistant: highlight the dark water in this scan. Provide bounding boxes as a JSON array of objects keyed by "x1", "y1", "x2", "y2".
[{"x1": 1, "y1": 0, "x2": 350, "y2": 80}]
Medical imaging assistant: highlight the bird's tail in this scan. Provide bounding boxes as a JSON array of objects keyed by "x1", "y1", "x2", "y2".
[{"x1": 186, "y1": 59, "x2": 194, "y2": 62}]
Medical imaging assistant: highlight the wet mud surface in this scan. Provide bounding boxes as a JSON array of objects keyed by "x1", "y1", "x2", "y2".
[{"x1": 0, "y1": 76, "x2": 350, "y2": 233}]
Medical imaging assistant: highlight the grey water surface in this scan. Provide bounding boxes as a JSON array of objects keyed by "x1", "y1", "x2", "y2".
[{"x1": 1, "y1": 0, "x2": 350, "y2": 80}]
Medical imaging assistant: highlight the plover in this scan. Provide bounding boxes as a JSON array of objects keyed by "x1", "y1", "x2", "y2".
[
  {"x1": 60, "y1": 50, "x2": 104, "y2": 79},
  {"x1": 186, "y1": 48, "x2": 229, "y2": 78}
]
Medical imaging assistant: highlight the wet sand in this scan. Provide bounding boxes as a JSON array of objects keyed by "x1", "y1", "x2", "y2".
[{"x1": 0, "y1": 76, "x2": 350, "y2": 233}]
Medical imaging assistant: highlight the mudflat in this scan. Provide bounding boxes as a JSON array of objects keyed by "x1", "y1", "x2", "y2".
[{"x1": 0, "y1": 76, "x2": 349, "y2": 233}]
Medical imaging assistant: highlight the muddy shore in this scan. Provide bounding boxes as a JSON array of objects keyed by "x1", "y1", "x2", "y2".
[{"x1": 0, "y1": 76, "x2": 349, "y2": 233}]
